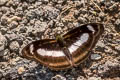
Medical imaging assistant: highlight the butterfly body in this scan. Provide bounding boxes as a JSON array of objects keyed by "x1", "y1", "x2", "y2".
[{"x1": 22, "y1": 23, "x2": 104, "y2": 70}]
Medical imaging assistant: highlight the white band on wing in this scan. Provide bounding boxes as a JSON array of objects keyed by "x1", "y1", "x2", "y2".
[
  {"x1": 68, "y1": 33, "x2": 89, "y2": 53},
  {"x1": 37, "y1": 49, "x2": 65, "y2": 57}
]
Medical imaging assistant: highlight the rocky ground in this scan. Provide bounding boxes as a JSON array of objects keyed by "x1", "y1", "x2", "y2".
[{"x1": 0, "y1": 0, "x2": 120, "y2": 80}]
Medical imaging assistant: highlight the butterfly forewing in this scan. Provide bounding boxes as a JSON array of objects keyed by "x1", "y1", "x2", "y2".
[
  {"x1": 22, "y1": 23, "x2": 104, "y2": 70},
  {"x1": 63, "y1": 24, "x2": 95, "y2": 66}
]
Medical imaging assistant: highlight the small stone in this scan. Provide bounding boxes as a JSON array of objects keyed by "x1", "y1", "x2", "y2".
[
  {"x1": 0, "y1": 6, "x2": 9, "y2": 14},
  {"x1": 20, "y1": 18, "x2": 28, "y2": 25},
  {"x1": 1, "y1": 16, "x2": 8, "y2": 25},
  {"x1": 57, "y1": 27, "x2": 62, "y2": 31},
  {"x1": 9, "y1": 41, "x2": 20, "y2": 51},
  {"x1": 99, "y1": 12, "x2": 105, "y2": 20},
  {"x1": 9, "y1": 21, "x2": 18, "y2": 29},
  {"x1": 57, "y1": 0, "x2": 64, "y2": 4},
  {"x1": 77, "y1": 76, "x2": 85, "y2": 80},
  {"x1": 74, "y1": 10, "x2": 80, "y2": 18},
  {"x1": 34, "y1": 21, "x2": 47, "y2": 32},
  {"x1": 99, "y1": 12, "x2": 105, "y2": 17},
  {"x1": 52, "y1": 0, "x2": 58, "y2": 3},
  {"x1": 0, "y1": 27, "x2": 8, "y2": 34},
  {"x1": 5, "y1": 32, "x2": 18, "y2": 41},
  {"x1": 42, "y1": 0, "x2": 49, "y2": 4},
  {"x1": 89, "y1": 77, "x2": 102, "y2": 80},
  {"x1": 0, "y1": 0, "x2": 8, "y2": 6},
  {"x1": 35, "y1": 1, "x2": 42, "y2": 6},
  {"x1": 18, "y1": 67, "x2": 25, "y2": 74},
  {"x1": 91, "y1": 54, "x2": 102, "y2": 60},
  {"x1": 115, "y1": 19, "x2": 120, "y2": 32},
  {"x1": 73, "y1": 22, "x2": 80, "y2": 27},
  {"x1": 0, "y1": 32, "x2": 7, "y2": 51},
  {"x1": 0, "y1": 49, "x2": 9, "y2": 57},
  {"x1": 48, "y1": 20, "x2": 55, "y2": 28},
  {"x1": 78, "y1": 17, "x2": 87, "y2": 23},
  {"x1": 51, "y1": 75, "x2": 66, "y2": 80},
  {"x1": 0, "y1": 12, "x2": 2, "y2": 18},
  {"x1": 26, "y1": 0, "x2": 36, "y2": 3},
  {"x1": 43, "y1": 6, "x2": 60, "y2": 20},
  {"x1": 0, "y1": 71, "x2": 3, "y2": 79}
]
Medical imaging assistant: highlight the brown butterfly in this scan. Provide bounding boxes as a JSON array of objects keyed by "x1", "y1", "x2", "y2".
[{"x1": 22, "y1": 23, "x2": 104, "y2": 70}]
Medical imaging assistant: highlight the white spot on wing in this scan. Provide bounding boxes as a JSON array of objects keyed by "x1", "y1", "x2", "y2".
[
  {"x1": 37, "y1": 49, "x2": 65, "y2": 57},
  {"x1": 30, "y1": 44, "x2": 34, "y2": 55},
  {"x1": 87, "y1": 25, "x2": 95, "y2": 33},
  {"x1": 69, "y1": 45, "x2": 79, "y2": 54},
  {"x1": 69, "y1": 33, "x2": 89, "y2": 53}
]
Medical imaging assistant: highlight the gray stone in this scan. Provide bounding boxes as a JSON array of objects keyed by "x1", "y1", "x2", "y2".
[
  {"x1": 43, "y1": 6, "x2": 60, "y2": 20},
  {"x1": 9, "y1": 41, "x2": 20, "y2": 51},
  {"x1": 91, "y1": 54, "x2": 102, "y2": 60},
  {"x1": 0, "y1": 6, "x2": 9, "y2": 14},
  {"x1": 34, "y1": 21, "x2": 47, "y2": 32},
  {"x1": 0, "y1": 71, "x2": 3, "y2": 79},
  {"x1": 115, "y1": 19, "x2": 120, "y2": 32},
  {"x1": 26, "y1": 0, "x2": 36, "y2": 3},
  {"x1": 5, "y1": 32, "x2": 18, "y2": 40},
  {"x1": 0, "y1": 32, "x2": 7, "y2": 51},
  {"x1": 52, "y1": 75, "x2": 66, "y2": 80},
  {"x1": 1, "y1": 16, "x2": 8, "y2": 25},
  {"x1": 77, "y1": 76, "x2": 85, "y2": 80},
  {"x1": 89, "y1": 77, "x2": 102, "y2": 80},
  {"x1": 9, "y1": 21, "x2": 18, "y2": 29},
  {"x1": 0, "y1": 0, "x2": 8, "y2": 6}
]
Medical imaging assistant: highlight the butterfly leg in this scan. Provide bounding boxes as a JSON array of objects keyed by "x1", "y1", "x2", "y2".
[{"x1": 62, "y1": 47, "x2": 75, "y2": 67}]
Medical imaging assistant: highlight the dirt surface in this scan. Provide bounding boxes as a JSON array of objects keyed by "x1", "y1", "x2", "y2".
[{"x1": 0, "y1": 0, "x2": 120, "y2": 80}]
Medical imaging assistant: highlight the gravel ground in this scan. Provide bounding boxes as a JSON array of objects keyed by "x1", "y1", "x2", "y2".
[{"x1": 0, "y1": 0, "x2": 120, "y2": 80}]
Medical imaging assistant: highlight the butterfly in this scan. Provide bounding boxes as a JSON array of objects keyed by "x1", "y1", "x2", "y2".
[{"x1": 22, "y1": 23, "x2": 104, "y2": 70}]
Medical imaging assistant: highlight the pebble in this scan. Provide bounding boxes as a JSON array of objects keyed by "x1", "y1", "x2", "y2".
[
  {"x1": 0, "y1": 12, "x2": 2, "y2": 18},
  {"x1": 99, "y1": 12, "x2": 105, "y2": 20},
  {"x1": 26, "y1": 10, "x2": 37, "y2": 20},
  {"x1": 5, "y1": 32, "x2": 18, "y2": 41},
  {"x1": 9, "y1": 21, "x2": 18, "y2": 29},
  {"x1": 1, "y1": 16, "x2": 8, "y2": 25},
  {"x1": 0, "y1": 32, "x2": 7, "y2": 51},
  {"x1": 91, "y1": 54, "x2": 102, "y2": 61},
  {"x1": 43, "y1": 6, "x2": 60, "y2": 20},
  {"x1": 17, "y1": 67, "x2": 25, "y2": 75},
  {"x1": 0, "y1": 6, "x2": 9, "y2": 14},
  {"x1": 34, "y1": 21, "x2": 47, "y2": 32},
  {"x1": 51, "y1": 75, "x2": 66, "y2": 80},
  {"x1": 0, "y1": 0, "x2": 8, "y2": 6},
  {"x1": 0, "y1": 49, "x2": 9, "y2": 57},
  {"x1": 78, "y1": 17, "x2": 87, "y2": 23},
  {"x1": 41, "y1": 0, "x2": 49, "y2": 4},
  {"x1": 115, "y1": 19, "x2": 120, "y2": 32},
  {"x1": 89, "y1": 77, "x2": 102, "y2": 80},
  {"x1": 9, "y1": 41, "x2": 20, "y2": 51},
  {"x1": 77, "y1": 76, "x2": 85, "y2": 80},
  {"x1": 26, "y1": 0, "x2": 36, "y2": 3},
  {"x1": 0, "y1": 71, "x2": 3, "y2": 79},
  {"x1": 48, "y1": 20, "x2": 55, "y2": 28}
]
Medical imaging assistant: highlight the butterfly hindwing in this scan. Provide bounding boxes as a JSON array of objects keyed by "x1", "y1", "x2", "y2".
[{"x1": 22, "y1": 39, "x2": 71, "y2": 70}]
